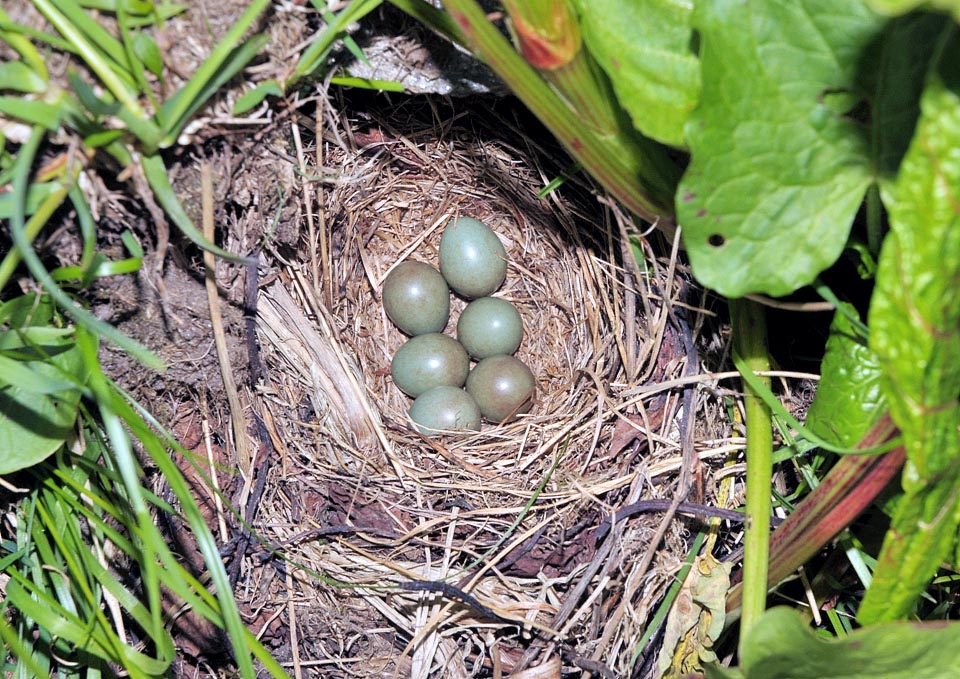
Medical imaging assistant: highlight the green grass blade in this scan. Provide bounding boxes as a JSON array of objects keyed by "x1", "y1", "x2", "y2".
[
  {"x1": 76, "y1": 328, "x2": 263, "y2": 678},
  {"x1": 631, "y1": 531, "x2": 707, "y2": 665},
  {"x1": 49, "y1": 0, "x2": 131, "y2": 68},
  {"x1": 158, "y1": 33, "x2": 267, "y2": 143},
  {"x1": 51, "y1": 256, "x2": 142, "y2": 282},
  {"x1": 68, "y1": 184, "x2": 98, "y2": 270},
  {"x1": 0, "y1": 96, "x2": 63, "y2": 129},
  {"x1": 75, "y1": 331, "x2": 166, "y2": 668},
  {"x1": 725, "y1": 416, "x2": 904, "y2": 616},
  {"x1": 33, "y1": 0, "x2": 141, "y2": 107},
  {"x1": 0, "y1": 616, "x2": 50, "y2": 679},
  {"x1": 0, "y1": 8, "x2": 48, "y2": 79},
  {"x1": 0, "y1": 178, "x2": 70, "y2": 291},
  {"x1": 156, "y1": 0, "x2": 270, "y2": 139},
  {"x1": 388, "y1": 0, "x2": 463, "y2": 43},
  {"x1": 6, "y1": 577, "x2": 136, "y2": 676},
  {"x1": 7, "y1": 127, "x2": 163, "y2": 370},
  {"x1": 233, "y1": 78, "x2": 283, "y2": 115},
  {"x1": 295, "y1": 0, "x2": 383, "y2": 80},
  {"x1": 0, "y1": 61, "x2": 46, "y2": 93},
  {"x1": 140, "y1": 153, "x2": 251, "y2": 263},
  {"x1": 329, "y1": 75, "x2": 405, "y2": 91},
  {"x1": 0, "y1": 12, "x2": 76, "y2": 55},
  {"x1": 73, "y1": 533, "x2": 176, "y2": 673},
  {"x1": 116, "y1": 6, "x2": 160, "y2": 112}
]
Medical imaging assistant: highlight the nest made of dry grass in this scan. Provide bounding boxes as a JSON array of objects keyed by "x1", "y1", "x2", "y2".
[{"x1": 252, "y1": 96, "x2": 745, "y2": 678}]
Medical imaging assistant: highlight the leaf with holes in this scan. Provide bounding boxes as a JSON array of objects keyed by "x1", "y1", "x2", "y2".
[{"x1": 677, "y1": 0, "x2": 885, "y2": 297}]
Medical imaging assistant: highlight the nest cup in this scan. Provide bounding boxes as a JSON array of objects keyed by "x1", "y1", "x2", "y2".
[
  {"x1": 336, "y1": 189, "x2": 626, "y2": 476},
  {"x1": 254, "y1": 113, "x2": 691, "y2": 677}
]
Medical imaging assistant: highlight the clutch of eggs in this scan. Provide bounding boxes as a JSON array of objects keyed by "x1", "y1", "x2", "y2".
[{"x1": 381, "y1": 217, "x2": 535, "y2": 435}]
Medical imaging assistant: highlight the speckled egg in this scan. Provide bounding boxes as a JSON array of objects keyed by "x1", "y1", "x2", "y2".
[
  {"x1": 382, "y1": 261, "x2": 450, "y2": 336},
  {"x1": 466, "y1": 355, "x2": 535, "y2": 423},
  {"x1": 391, "y1": 333, "x2": 470, "y2": 397},
  {"x1": 438, "y1": 217, "x2": 507, "y2": 298},
  {"x1": 457, "y1": 297, "x2": 523, "y2": 359},
  {"x1": 409, "y1": 386, "x2": 482, "y2": 435}
]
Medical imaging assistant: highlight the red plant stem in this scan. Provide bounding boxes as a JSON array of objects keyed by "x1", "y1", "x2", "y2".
[{"x1": 726, "y1": 413, "x2": 904, "y2": 615}]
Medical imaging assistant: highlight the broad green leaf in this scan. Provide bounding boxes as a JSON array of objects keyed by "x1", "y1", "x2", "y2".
[
  {"x1": 706, "y1": 665, "x2": 743, "y2": 679},
  {"x1": 859, "y1": 37, "x2": 960, "y2": 624},
  {"x1": 0, "y1": 330, "x2": 85, "y2": 474},
  {"x1": 0, "y1": 327, "x2": 80, "y2": 357},
  {"x1": 806, "y1": 302, "x2": 885, "y2": 447},
  {"x1": 677, "y1": 0, "x2": 884, "y2": 297},
  {"x1": 576, "y1": 0, "x2": 700, "y2": 147},
  {"x1": 0, "y1": 293, "x2": 56, "y2": 327},
  {"x1": 0, "y1": 355, "x2": 77, "y2": 395},
  {"x1": 735, "y1": 352, "x2": 897, "y2": 456},
  {"x1": 707, "y1": 606, "x2": 960, "y2": 679},
  {"x1": 867, "y1": 0, "x2": 960, "y2": 20}
]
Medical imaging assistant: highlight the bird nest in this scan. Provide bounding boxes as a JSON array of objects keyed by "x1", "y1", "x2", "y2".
[{"x1": 253, "y1": 98, "x2": 736, "y2": 678}]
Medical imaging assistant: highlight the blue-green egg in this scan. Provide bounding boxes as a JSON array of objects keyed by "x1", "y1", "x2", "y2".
[
  {"x1": 391, "y1": 333, "x2": 469, "y2": 397},
  {"x1": 409, "y1": 386, "x2": 482, "y2": 435},
  {"x1": 457, "y1": 297, "x2": 523, "y2": 359},
  {"x1": 466, "y1": 355, "x2": 535, "y2": 423},
  {"x1": 439, "y1": 217, "x2": 507, "y2": 298},
  {"x1": 382, "y1": 261, "x2": 450, "y2": 336}
]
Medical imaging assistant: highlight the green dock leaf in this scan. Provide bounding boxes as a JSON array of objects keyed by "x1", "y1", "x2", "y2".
[
  {"x1": 859, "y1": 33, "x2": 960, "y2": 623},
  {"x1": 707, "y1": 607, "x2": 960, "y2": 679},
  {"x1": 576, "y1": 0, "x2": 700, "y2": 147},
  {"x1": 677, "y1": 0, "x2": 884, "y2": 297}
]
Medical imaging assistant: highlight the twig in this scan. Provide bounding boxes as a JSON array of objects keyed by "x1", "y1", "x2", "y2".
[
  {"x1": 593, "y1": 499, "x2": 756, "y2": 542},
  {"x1": 201, "y1": 162, "x2": 251, "y2": 473},
  {"x1": 228, "y1": 410, "x2": 272, "y2": 587}
]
